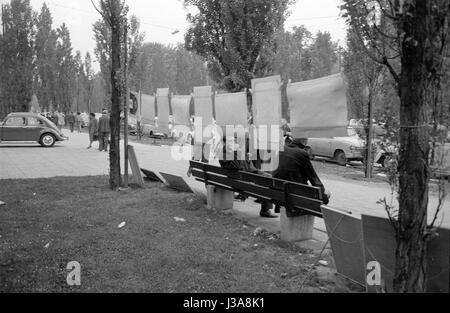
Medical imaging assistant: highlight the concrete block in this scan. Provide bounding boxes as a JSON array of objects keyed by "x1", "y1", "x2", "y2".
[
  {"x1": 280, "y1": 208, "x2": 315, "y2": 242},
  {"x1": 206, "y1": 185, "x2": 234, "y2": 211}
]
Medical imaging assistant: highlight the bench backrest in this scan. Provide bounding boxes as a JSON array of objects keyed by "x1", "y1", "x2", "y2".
[{"x1": 189, "y1": 161, "x2": 324, "y2": 218}]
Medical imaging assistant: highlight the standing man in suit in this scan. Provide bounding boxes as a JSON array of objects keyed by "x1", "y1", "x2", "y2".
[
  {"x1": 98, "y1": 109, "x2": 111, "y2": 152},
  {"x1": 67, "y1": 112, "x2": 76, "y2": 133}
]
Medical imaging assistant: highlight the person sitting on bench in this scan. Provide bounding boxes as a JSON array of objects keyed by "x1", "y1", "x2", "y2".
[
  {"x1": 219, "y1": 135, "x2": 278, "y2": 218},
  {"x1": 273, "y1": 138, "x2": 330, "y2": 212}
]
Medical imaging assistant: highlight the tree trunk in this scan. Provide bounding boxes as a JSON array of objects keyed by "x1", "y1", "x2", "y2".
[
  {"x1": 394, "y1": 0, "x2": 431, "y2": 293},
  {"x1": 109, "y1": 18, "x2": 122, "y2": 190}
]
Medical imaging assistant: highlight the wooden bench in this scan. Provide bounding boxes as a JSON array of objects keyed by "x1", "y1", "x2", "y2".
[{"x1": 189, "y1": 161, "x2": 325, "y2": 242}]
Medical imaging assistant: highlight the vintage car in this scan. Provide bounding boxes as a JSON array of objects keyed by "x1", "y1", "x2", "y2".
[
  {"x1": 306, "y1": 127, "x2": 366, "y2": 165},
  {"x1": 0, "y1": 112, "x2": 67, "y2": 147}
]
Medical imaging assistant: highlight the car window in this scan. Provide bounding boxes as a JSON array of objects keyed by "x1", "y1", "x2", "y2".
[
  {"x1": 27, "y1": 117, "x2": 44, "y2": 126},
  {"x1": 4, "y1": 117, "x2": 26, "y2": 126}
]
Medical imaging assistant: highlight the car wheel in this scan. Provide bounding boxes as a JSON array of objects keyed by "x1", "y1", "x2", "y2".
[
  {"x1": 334, "y1": 150, "x2": 347, "y2": 166},
  {"x1": 40, "y1": 133, "x2": 56, "y2": 148},
  {"x1": 305, "y1": 146, "x2": 314, "y2": 160}
]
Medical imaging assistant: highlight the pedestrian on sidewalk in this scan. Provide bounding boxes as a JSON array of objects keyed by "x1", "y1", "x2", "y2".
[
  {"x1": 87, "y1": 113, "x2": 99, "y2": 149},
  {"x1": 98, "y1": 109, "x2": 110, "y2": 152},
  {"x1": 76, "y1": 112, "x2": 83, "y2": 133},
  {"x1": 56, "y1": 111, "x2": 65, "y2": 131},
  {"x1": 67, "y1": 112, "x2": 75, "y2": 133}
]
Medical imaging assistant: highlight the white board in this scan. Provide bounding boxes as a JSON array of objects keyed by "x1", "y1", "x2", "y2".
[
  {"x1": 156, "y1": 88, "x2": 170, "y2": 134},
  {"x1": 193, "y1": 86, "x2": 213, "y2": 127},
  {"x1": 215, "y1": 91, "x2": 248, "y2": 128},
  {"x1": 171, "y1": 95, "x2": 192, "y2": 126},
  {"x1": 287, "y1": 73, "x2": 348, "y2": 138},
  {"x1": 140, "y1": 93, "x2": 155, "y2": 125},
  {"x1": 251, "y1": 75, "x2": 283, "y2": 150}
]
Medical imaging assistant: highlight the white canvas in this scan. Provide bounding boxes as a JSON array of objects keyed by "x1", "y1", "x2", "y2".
[
  {"x1": 193, "y1": 86, "x2": 213, "y2": 127},
  {"x1": 287, "y1": 73, "x2": 348, "y2": 138},
  {"x1": 140, "y1": 93, "x2": 155, "y2": 125},
  {"x1": 214, "y1": 92, "x2": 248, "y2": 128},
  {"x1": 251, "y1": 75, "x2": 283, "y2": 149},
  {"x1": 171, "y1": 95, "x2": 192, "y2": 126},
  {"x1": 156, "y1": 88, "x2": 171, "y2": 134}
]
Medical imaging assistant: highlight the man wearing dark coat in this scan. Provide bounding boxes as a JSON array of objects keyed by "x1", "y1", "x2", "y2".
[{"x1": 273, "y1": 138, "x2": 330, "y2": 205}]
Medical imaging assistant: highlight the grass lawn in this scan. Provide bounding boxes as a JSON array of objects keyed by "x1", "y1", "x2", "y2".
[{"x1": 0, "y1": 176, "x2": 362, "y2": 293}]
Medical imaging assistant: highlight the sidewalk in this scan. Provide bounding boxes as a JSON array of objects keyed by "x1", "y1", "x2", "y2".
[{"x1": 1, "y1": 131, "x2": 449, "y2": 231}]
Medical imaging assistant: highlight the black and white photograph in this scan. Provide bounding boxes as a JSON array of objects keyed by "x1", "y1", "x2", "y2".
[{"x1": 0, "y1": 0, "x2": 449, "y2": 300}]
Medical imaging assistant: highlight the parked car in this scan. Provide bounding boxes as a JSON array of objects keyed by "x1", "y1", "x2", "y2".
[
  {"x1": 306, "y1": 127, "x2": 366, "y2": 165},
  {"x1": 430, "y1": 131, "x2": 450, "y2": 179},
  {"x1": 0, "y1": 112, "x2": 67, "y2": 147}
]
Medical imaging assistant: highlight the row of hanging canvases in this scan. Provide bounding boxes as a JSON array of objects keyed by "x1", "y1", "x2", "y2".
[{"x1": 132, "y1": 73, "x2": 349, "y2": 139}]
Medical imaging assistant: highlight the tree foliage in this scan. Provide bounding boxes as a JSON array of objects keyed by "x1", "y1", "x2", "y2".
[
  {"x1": 93, "y1": 14, "x2": 144, "y2": 106},
  {"x1": 130, "y1": 42, "x2": 208, "y2": 95},
  {"x1": 0, "y1": 0, "x2": 35, "y2": 118},
  {"x1": 184, "y1": 0, "x2": 294, "y2": 92},
  {"x1": 34, "y1": 2, "x2": 57, "y2": 112}
]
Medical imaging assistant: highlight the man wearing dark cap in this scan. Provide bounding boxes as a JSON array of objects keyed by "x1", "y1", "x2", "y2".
[{"x1": 273, "y1": 138, "x2": 330, "y2": 206}]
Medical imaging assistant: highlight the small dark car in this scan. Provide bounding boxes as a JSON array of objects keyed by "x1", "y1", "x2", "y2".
[{"x1": 0, "y1": 113, "x2": 67, "y2": 147}]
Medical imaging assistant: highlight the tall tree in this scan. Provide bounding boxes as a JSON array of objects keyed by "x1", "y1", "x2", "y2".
[
  {"x1": 342, "y1": 0, "x2": 450, "y2": 292},
  {"x1": 55, "y1": 23, "x2": 75, "y2": 113},
  {"x1": 34, "y1": 2, "x2": 57, "y2": 112},
  {"x1": 184, "y1": 0, "x2": 294, "y2": 92},
  {"x1": 0, "y1": 0, "x2": 35, "y2": 118},
  {"x1": 74, "y1": 50, "x2": 87, "y2": 113},
  {"x1": 92, "y1": 0, "x2": 129, "y2": 190}
]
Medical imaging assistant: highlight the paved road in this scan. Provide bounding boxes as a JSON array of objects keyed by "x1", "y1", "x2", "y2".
[{"x1": 1, "y1": 131, "x2": 449, "y2": 230}]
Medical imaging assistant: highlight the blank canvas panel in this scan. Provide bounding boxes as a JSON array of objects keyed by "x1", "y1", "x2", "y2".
[
  {"x1": 171, "y1": 95, "x2": 192, "y2": 126},
  {"x1": 288, "y1": 74, "x2": 348, "y2": 138},
  {"x1": 159, "y1": 172, "x2": 194, "y2": 193},
  {"x1": 362, "y1": 214, "x2": 449, "y2": 293},
  {"x1": 193, "y1": 86, "x2": 213, "y2": 127},
  {"x1": 322, "y1": 206, "x2": 365, "y2": 286},
  {"x1": 156, "y1": 88, "x2": 170, "y2": 134},
  {"x1": 251, "y1": 75, "x2": 283, "y2": 152},
  {"x1": 215, "y1": 92, "x2": 248, "y2": 128},
  {"x1": 140, "y1": 93, "x2": 155, "y2": 125}
]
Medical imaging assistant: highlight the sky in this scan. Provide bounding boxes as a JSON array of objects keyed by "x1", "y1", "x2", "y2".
[{"x1": 2, "y1": 0, "x2": 348, "y2": 70}]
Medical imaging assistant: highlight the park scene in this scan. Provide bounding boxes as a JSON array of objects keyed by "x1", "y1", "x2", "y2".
[{"x1": 0, "y1": 0, "x2": 449, "y2": 295}]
